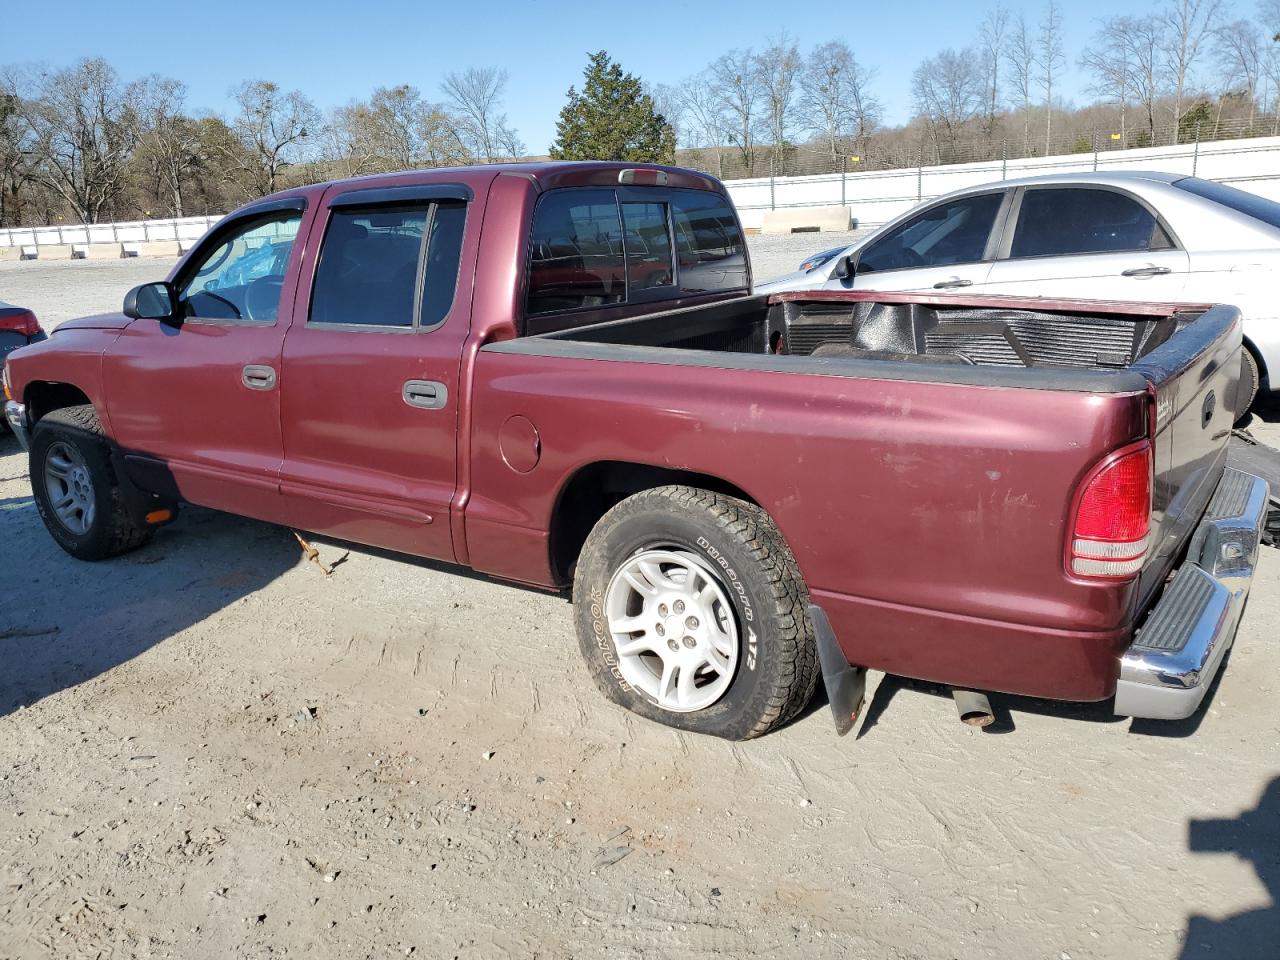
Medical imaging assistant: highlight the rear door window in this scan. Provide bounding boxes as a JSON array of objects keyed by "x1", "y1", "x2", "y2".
[
  {"x1": 671, "y1": 191, "x2": 747, "y2": 292},
  {"x1": 858, "y1": 192, "x2": 1003, "y2": 273},
  {"x1": 1010, "y1": 188, "x2": 1164, "y2": 258},
  {"x1": 526, "y1": 189, "x2": 626, "y2": 315},
  {"x1": 309, "y1": 201, "x2": 466, "y2": 329}
]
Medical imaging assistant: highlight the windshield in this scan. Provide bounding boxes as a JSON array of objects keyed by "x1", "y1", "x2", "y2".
[{"x1": 1173, "y1": 177, "x2": 1280, "y2": 231}]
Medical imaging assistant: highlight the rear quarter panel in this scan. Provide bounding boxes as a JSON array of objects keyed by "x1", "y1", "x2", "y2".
[{"x1": 465, "y1": 349, "x2": 1149, "y2": 699}]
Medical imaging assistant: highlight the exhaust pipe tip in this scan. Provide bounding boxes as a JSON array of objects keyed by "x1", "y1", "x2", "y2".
[{"x1": 953, "y1": 689, "x2": 995, "y2": 728}]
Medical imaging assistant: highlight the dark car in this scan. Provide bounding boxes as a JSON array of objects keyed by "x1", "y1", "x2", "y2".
[
  {"x1": 1, "y1": 301, "x2": 45, "y2": 432},
  {"x1": 0, "y1": 301, "x2": 45, "y2": 361}
]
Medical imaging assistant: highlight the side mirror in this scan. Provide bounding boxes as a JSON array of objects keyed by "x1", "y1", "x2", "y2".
[
  {"x1": 123, "y1": 282, "x2": 178, "y2": 323},
  {"x1": 832, "y1": 254, "x2": 855, "y2": 281}
]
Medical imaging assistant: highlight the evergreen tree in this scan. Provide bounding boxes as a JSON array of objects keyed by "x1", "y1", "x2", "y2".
[{"x1": 550, "y1": 52, "x2": 675, "y2": 162}]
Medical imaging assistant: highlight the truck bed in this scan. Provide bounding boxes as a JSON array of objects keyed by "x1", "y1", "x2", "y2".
[
  {"x1": 533, "y1": 290, "x2": 1213, "y2": 384},
  {"x1": 477, "y1": 290, "x2": 1241, "y2": 702}
]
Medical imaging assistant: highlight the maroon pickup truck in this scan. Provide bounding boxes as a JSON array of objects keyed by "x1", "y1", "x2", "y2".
[{"x1": 2, "y1": 162, "x2": 1270, "y2": 740}]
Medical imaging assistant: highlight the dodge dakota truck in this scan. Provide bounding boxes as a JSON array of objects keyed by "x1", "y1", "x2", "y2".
[{"x1": 2, "y1": 161, "x2": 1270, "y2": 740}]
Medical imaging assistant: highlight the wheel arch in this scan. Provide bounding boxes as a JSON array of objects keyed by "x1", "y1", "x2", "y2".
[
  {"x1": 23, "y1": 381, "x2": 95, "y2": 425},
  {"x1": 548, "y1": 460, "x2": 763, "y2": 585}
]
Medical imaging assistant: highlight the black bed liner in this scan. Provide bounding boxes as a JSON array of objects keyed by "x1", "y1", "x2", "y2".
[{"x1": 483, "y1": 294, "x2": 1237, "y2": 396}]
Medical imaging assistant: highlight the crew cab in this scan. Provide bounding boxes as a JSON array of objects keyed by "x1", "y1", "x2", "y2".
[{"x1": 3, "y1": 162, "x2": 1269, "y2": 740}]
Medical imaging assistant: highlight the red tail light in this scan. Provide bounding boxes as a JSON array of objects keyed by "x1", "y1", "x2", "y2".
[
  {"x1": 0, "y1": 308, "x2": 40, "y2": 338},
  {"x1": 1070, "y1": 443, "x2": 1152, "y2": 579}
]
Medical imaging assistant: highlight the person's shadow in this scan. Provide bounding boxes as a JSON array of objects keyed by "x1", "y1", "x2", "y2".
[{"x1": 1180, "y1": 776, "x2": 1280, "y2": 958}]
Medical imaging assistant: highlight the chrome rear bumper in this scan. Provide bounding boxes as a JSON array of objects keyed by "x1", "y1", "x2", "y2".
[
  {"x1": 1115, "y1": 468, "x2": 1270, "y2": 720},
  {"x1": 3, "y1": 399, "x2": 29, "y2": 450}
]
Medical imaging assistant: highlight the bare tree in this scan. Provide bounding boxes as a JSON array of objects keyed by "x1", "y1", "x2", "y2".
[
  {"x1": 645, "y1": 82, "x2": 685, "y2": 146},
  {"x1": 134, "y1": 76, "x2": 203, "y2": 217},
  {"x1": 1038, "y1": 0, "x2": 1066, "y2": 154},
  {"x1": 324, "y1": 101, "x2": 381, "y2": 179},
  {"x1": 1263, "y1": 0, "x2": 1280, "y2": 131},
  {"x1": 1006, "y1": 13, "x2": 1037, "y2": 154},
  {"x1": 979, "y1": 4, "x2": 1010, "y2": 135},
  {"x1": 911, "y1": 48, "x2": 985, "y2": 156},
  {"x1": 1081, "y1": 17, "x2": 1137, "y2": 143},
  {"x1": 441, "y1": 67, "x2": 522, "y2": 163},
  {"x1": 1125, "y1": 16, "x2": 1168, "y2": 141},
  {"x1": 224, "y1": 80, "x2": 319, "y2": 199},
  {"x1": 755, "y1": 33, "x2": 802, "y2": 165},
  {"x1": 678, "y1": 71, "x2": 729, "y2": 177},
  {"x1": 0, "y1": 77, "x2": 39, "y2": 227},
  {"x1": 1162, "y1": 0, "x2": 1224, "y2": 125},
  {"x1": 708, "y1": 50, "x2": 761, "y2": 172},
  {"x1": 800, "y1": 41, "x2": 881, "y2": 163},
  {"x1": 9, "y1": 58, "x2": 144, "y2": 223},
  {"x1": 1215, "y1": 19, "x2": 1264, "y2": 125}
]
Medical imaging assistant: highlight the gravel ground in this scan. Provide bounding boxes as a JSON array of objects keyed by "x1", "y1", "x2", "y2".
[{"x1": 1, "y1": 257, "x2": 1279, "y2": 960}]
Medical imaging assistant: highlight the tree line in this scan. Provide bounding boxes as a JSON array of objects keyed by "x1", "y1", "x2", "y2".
[
  {"x1": 2, "y1": 0, "x2": 1279, "y2": 227},
  {"x1": 0, "y1": 60, "x2": 524, "y2": 227}
]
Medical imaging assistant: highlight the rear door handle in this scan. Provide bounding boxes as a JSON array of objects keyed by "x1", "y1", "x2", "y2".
[
  {"x1": 933, "y1": 278, "x2": 973, "y2": 289},
  {"x1": 403, "y1": 380, "x2": 448, "y2": 410},
  {"x1": 242, "y1": 364, "x2": 277, "y2": 390},
  {"x1": 1121, "y1": 265, "x2": 1172, "y2": 277}
]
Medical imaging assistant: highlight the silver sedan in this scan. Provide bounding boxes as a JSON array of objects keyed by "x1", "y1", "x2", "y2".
[{"x1": 755, "y1": 171, "x2": 1280, "y2": 413}]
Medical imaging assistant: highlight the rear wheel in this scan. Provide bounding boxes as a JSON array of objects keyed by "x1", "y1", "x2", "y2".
[
  {"x1": 29, "y1": 405, "x2": 152, "y2": 561},
  {"x1": 1236, "y1": 348, "x2": 1261, "y2": 423},
  {"x1": 573, "y1": 485, "x2": 820, "y2": 740}
]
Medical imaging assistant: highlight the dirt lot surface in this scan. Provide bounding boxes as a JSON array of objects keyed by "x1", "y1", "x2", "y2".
[{"x1": 1, "y1": 257, "x2": 1279, "y2": 960}]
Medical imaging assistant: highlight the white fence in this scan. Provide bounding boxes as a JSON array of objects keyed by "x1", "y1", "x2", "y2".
[
  {"x1": 5, "y1": 134, "x2": 1280, "y2": 248},
  {"x1": 0, "y1": 215, "x2": 220, "y2": 249},
  {"x1": 724, "y1": 135, "x2": 1280, "y2": 230}
]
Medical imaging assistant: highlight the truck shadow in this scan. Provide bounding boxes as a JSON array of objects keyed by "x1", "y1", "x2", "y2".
[
  {"x1": 0, "y1": 485, "x2": 299, "y2": 718},
  {"x1": 1180, "y1": 775, "x2": 1280, "y2": 959}
]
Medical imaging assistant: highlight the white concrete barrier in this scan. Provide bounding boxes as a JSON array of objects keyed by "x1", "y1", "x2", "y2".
[{"x1": 761, "y1": 205, "x2": 852, "y2": 234}]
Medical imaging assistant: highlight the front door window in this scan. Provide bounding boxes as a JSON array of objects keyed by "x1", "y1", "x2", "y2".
[{"x1": 179, "y1": 212, "x2": 303, "y2": 323}]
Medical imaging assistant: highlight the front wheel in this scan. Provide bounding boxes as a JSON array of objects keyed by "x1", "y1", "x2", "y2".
[
  {"x1": 29, "y1": 405, "x2": 152, "y2": 561},
  {"x1": 572, "y1": 485, "x2": 820, "y2": 740}
]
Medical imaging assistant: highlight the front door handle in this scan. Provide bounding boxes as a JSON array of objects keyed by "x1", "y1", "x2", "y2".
[
  {"x1": 242, "y1": 364, "x2": 277, "y2": 390},
  {"x1": 1121, "y1": 265, "x2": 1172, "y2": 278},
  {"x1": 403, "y1": 380, "x2": 448, "y2": 410},
  {"x1": 933, "y1": 278, "x2": 973, "y2": 289}
]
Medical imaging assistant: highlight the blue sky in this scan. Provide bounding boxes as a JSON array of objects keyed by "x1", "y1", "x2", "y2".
[{"x1": 1, "y1": 0, "x2": 1252, "y2": 151}]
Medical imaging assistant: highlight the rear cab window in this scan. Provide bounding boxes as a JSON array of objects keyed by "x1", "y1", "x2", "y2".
[
  {"x1": 525, "y1": 186, "x2": 746, "y2": 324},
  {"x1": 309, "y1": 200, "x2": 466, "y2": 330}
]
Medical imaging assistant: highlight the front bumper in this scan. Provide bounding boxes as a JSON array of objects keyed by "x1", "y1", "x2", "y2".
[
  {"x1": 4, "y1": 399, "x2": 29, "y2": 450},
  {"x1": 1115, "y1": 468, "x2": 1270, "y2": 720}
]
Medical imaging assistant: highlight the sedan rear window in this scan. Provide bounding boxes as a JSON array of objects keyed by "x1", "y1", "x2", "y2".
[
  {"x1": 1010, "y1": 188, "x2": 1162, "y2": 258},
  {"x1": 1173, "y1": 177, "x2": 1280, "y2": 231}
]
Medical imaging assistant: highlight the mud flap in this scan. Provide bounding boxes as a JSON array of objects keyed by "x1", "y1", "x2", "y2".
[{"x1": 809, "y1": 604, "x2": 867, "y2": 737}]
